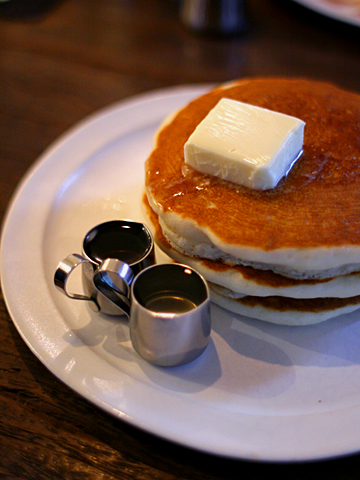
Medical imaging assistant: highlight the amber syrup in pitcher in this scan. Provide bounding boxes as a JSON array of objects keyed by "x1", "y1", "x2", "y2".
[{"x1": 144, "y1": 292, "x2": 197, "y2": 314}]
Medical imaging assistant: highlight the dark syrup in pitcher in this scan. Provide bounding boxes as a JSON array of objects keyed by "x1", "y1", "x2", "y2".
[{"x1": 85, "y1": 221, "x2": 151, "y2": 265}]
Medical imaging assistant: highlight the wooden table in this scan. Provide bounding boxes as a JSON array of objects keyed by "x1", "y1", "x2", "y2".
[{"x1": 1, "y1": 0, "x2": 360, "y2": 477}]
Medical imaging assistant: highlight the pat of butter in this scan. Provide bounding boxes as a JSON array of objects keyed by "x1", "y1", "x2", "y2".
[{"x1": 184, "y1": 98, "x2": 305, "y2": 190}]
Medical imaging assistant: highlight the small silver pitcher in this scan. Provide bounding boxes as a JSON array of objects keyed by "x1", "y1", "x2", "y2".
[{"x1": 54, "y1": 220, "x2": 155, "y2": 315}]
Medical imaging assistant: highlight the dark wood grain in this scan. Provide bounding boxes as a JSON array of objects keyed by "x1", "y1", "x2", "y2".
[{"x1": 0, "y1": 0, "x2": 360, "y2": 477}]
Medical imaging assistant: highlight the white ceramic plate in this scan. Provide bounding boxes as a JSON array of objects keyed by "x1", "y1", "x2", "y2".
[
  {"x1": 293, "y1": 0, "x2": 360, "y2": 27},
  {"x1": 2, "y1": 85, "x2": 360, "y2": 462}
]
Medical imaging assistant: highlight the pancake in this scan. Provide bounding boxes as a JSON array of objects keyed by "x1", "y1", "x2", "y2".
[
  {"x1": 209, "y1": 284, "x2": 360, "y2": 326},
  {"x1": 144, "y1": 78, "x2": 360, "y2": 325},
  {"x1": 144, "y1": 194, "x2": 360, "y2": 299},
  {"x1": 143, "y1": 194, "x2": 360, "y2": 325},
  {"x1": 145, "y1": 78, "x2": 360, "y2": 280}
]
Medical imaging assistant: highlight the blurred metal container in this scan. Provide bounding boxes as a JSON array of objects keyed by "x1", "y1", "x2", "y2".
[{"x1": 180, "y1": 0, "x2": 248, "y2": 36}]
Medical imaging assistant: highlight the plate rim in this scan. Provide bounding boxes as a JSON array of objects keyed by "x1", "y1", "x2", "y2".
[{"x1": 292, "y1": 0, "x2": 360, "y2": 27}]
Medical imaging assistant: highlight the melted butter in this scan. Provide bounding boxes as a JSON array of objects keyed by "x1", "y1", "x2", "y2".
[{"x1": 184, "y1": 98, "x2": 305, "y2": 190}]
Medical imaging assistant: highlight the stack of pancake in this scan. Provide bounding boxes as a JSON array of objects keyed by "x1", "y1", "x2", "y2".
[{"x1": 144, "y1": 78, "x2": 360, "y2": 326}]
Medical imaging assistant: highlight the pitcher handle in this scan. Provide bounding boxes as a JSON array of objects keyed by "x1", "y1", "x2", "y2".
[
  {"x1": 54, "y1": 253, "x2": 94, "y2": 302},
  {"x1": 93, "y1": 258, "x2": 134, "y2": 317}
]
